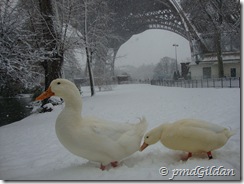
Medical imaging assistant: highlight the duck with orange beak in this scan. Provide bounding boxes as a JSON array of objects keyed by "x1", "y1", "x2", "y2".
[
  {"x1": 36, "y1": 78, "x2": 147, "y2": 170},
  {"x1": 140, "y1": 119, "x2": 235, "y2": 160}
]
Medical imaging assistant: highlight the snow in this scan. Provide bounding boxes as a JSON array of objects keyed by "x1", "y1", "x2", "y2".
[
  {"x1": 0, "y1": 84, "x2": 240, "y2": 180},
  {"x1": 42, "y1": 103, "x2": 54, "y2": 110}
]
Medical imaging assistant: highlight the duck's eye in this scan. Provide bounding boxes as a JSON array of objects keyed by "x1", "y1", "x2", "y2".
[
  {"x1": 146, "y1": 136, "x2": 149, "y2": 139},
  {"x1": 57, "y1": 82, "x2": 61, "y2": 85}
]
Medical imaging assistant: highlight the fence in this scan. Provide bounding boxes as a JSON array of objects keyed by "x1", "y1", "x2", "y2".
[{"x1": 151, "y1": 77, "x2": 240, "y2": 88}]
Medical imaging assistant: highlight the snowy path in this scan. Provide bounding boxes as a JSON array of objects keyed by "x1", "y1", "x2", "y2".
[{"x1": 0, "y1": 84, "x2": 240, "y2": 180}]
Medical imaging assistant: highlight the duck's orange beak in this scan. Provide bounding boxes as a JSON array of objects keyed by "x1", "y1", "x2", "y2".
[
  {"x1": 140, "y1": 142, "x2": 149, "y2": 151},
  {"x1": 35, "y1": 87, "x2": 55, "y2": 101}
]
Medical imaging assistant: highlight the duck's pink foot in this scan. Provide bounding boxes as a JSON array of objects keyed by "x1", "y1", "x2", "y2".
[
  {"x1": 100, "y1": 164, "x2": 106, "y2": 170},
  {"x1": 111, "y1": 161, "x2": 118, "y2": 168},
  {"x1": 181, "y1": 152, "x2": 192, "y2": 161},
  {"x1": 188, "y1": 152, "x2": 192, "y2": 158},
  {"x1": 207, "y1": 151, "x2": 213, "y2": 159}
]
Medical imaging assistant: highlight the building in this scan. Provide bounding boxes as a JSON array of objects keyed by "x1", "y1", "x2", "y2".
[
  {"x1": 189, "y1": 52, "x2": 240, "y2": 79},
  {"x1": 117, "y1": 74, "x2": 132, "y2": 84}
]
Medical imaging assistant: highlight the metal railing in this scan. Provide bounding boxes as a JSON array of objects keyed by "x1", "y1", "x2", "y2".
[{"x1": 151, "y1": 77, "x2": 240, "y2": 88}]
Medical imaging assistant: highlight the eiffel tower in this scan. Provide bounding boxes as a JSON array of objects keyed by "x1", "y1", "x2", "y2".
[{"x1": 106, "y1": 0, "x2": 240, "y2": 70}]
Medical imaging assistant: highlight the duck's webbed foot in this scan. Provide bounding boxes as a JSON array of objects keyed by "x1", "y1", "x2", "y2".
[
  {"x1": 100, "y1": 161, "x2": 119, "y2": 170},
  {"x1": 100, "y1": 164, "x2": 106, "y2": 170},
  {"x1": 187, "y1": 152, "x2": 192, "y2": 159},
  {"x1": 207, "y1": 151, "x2": 213, "y2": 159},
  {"x1": 111, "y1": 161, "x2": 118, "y2": 167},
  {"x1": 181, "y1": 152, "x2": 192, "y2": 161}
]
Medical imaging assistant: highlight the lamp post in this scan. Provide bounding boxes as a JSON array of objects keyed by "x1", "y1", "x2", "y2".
[{"x1": 173, "y1": 44, "x2": 179, "y2": 72}]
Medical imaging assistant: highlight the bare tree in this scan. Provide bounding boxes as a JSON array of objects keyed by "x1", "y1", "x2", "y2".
[
  {"x1": 83, "y1": 0, "x2": 95, "y2": 95},
  {"x1": 180, "y1": 0, "x2": 240, "y2": 78},
  {"x1": 153, "y1": 57, "x2": 176, "y2": 80},
  {"x1": 73, "y1": 0, "x2": 116, "y2": 96},
  {"x1": 36, "y1": 0, "x2": 65, "y2": 90}
]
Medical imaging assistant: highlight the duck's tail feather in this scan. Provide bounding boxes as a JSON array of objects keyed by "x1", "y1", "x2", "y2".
[
  {"x1": 136, "y1": 116, "x2": 148, "y2": 137},
  {"x1": 225, "y1": 127, "x2": 236, "y2": 139}
]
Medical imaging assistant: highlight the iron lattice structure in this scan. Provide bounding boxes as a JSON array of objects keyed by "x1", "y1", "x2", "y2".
[
  {"x1": 107, "y1": 0, "x2": 240, "y2": 62},
  {"x1": 108, "y1": 0, "x2": 190, "y2": 48}
]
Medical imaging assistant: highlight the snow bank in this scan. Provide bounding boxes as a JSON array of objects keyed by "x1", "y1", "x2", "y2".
[{"x1": 0, "y1": 84, "x2": 240, "y2": 180}]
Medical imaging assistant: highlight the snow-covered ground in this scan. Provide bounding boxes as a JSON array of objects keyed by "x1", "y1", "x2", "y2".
[{"x1": 0, "y1": 84, "x2": 240, "y2": 180}]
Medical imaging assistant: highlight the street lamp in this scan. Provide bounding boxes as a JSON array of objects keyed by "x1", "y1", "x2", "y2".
[{"x1": 173, "y1": 44, "x2": 179, "y2": 72}]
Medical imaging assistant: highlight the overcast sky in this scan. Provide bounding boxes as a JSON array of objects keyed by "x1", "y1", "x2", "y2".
[{"x1": 115, "y1": 29, "x2": 191, "y2": 67}]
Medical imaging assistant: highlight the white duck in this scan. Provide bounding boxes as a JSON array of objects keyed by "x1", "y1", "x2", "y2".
[
  {"x1": 140, "y1": 119, "x2": 235, "y2": 160},
  {"x1": 36, "y1": 78, "x2": 147, "y2": 170}
]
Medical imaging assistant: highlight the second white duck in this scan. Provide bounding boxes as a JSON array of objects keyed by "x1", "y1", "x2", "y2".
[
  {"x1": 36, "y1": 78, "x2": 147, "y2": 170},
  {"x1": 140, "y1": 119, "x2": 235, "y2": 160}
]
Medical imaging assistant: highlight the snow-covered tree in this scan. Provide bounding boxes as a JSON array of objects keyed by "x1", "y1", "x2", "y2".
[
  {"x1": 153, "y1": 57, "x2": 177, "y2": 80},
  {"x1": 71, "y1": 0, "x2": 118, "y2": 96},
  {"x1": 0, "y1": 0, "x2": 122, "y2": 98},
  {"x1": 21, "y1": 0, "x2": 84, "y2": 91},
  {"x1": 0, "y1": 0, "x2": 43, "y2": 96},
  {"x1": 180, "y1": 0, "x2": 240, "y2": 78}
]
